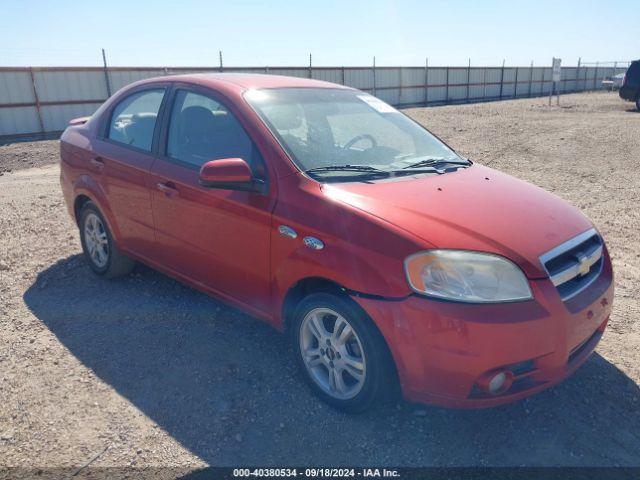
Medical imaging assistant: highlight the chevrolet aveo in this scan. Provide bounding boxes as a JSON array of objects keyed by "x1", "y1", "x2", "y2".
[{"x1": 60, "y1": 74, "x2": 614, "y2": 412}]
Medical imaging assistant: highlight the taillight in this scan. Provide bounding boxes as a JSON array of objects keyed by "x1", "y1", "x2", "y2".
[{"x1": 623, "y1": 72, "x2": 627, "y2": 85}]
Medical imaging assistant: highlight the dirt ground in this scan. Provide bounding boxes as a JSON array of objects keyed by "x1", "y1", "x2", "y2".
[
  {"x1": 1, "y1": 91, "x2": 639, "y2": 474},
  {"x1": 0, "y1": 139, "x2": 59, "y2": 175}
]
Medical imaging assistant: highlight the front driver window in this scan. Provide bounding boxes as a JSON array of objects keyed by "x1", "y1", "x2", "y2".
[
  {"x1": 166, "y1": 90, "x2": 266, "y2": 178},
  {"x1": 107, "y1": 89, "x2": 165, "y2": 151}
]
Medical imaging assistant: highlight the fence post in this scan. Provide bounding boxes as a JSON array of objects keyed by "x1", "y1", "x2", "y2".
[
  {"x1": 445, "y1": 66, "x2": 449, "y2": 104},
  {"x1": 549, "y1": 58, "x2": 553, "y2": 106},
  {"x1": 101, "y1": 48, "x2": 112, "y2": 97},
  {"x1": 611, "y1": 61, "x2": 616, "y2": 81},
  {"x1": 482, "y1": 65, "x2": 487, "y2": 101},
  {"x1": 341, "y1": 66, "x2": 345, "y2": 85},
  {"x1": 308, "y1": 53, "x2": 312, "y2": 79},
  {"x1": 528, "y1": 61, "x2": 533, "y2": 97},
  {"x1": 372, "y1": 56, "x2": 377, "y2": 97},
  {"x1": 28, "y1": 67, "x2": 45, "y2": 134},
  {"x1": 466, "y1": 58, "x2": 471, "y2": 103},
  {"x1": 398, "y1": 67, "x2": 402, "y2": 105},
  {"x1": 593, "y1": 61, "x2": 598, "y2": 90},
  {"x1": 583, "y1": 60, "x2": 589, "y2": 91},
  {"x1": 577, "y1": 57, "x2": 581, "y2": 91},
  {"x1": 514, "y1": 66, "x2": 519, "y2": 98},
  {"x1": 424, "y1": 57, "x2": 429, "y2": 106},
  {"x1": 499, "y1": 59, "x2": 505, "y2": 99},
  {"x1": 219, "y1": 50, "x2": 223, "y2": 72}
]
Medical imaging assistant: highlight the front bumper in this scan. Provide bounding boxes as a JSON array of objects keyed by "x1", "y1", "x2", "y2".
[{"x1": 353, "y1": 250, "x2": 614, "y2": 408}]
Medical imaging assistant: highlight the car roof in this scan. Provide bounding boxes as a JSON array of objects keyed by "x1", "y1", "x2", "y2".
[{"x1": 136, "y1": 73, "x2": 352, "y2": 92}]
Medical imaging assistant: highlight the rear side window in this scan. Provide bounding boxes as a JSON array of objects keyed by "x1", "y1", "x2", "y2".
[
  {"x1": 107, "y1": 89, "x2": 165, "y2": 151},
  {"x1": 166, "y1": 90, "x2": 265, "y2": 177}
]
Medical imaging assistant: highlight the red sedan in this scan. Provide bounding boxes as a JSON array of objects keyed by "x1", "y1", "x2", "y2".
[{"x1": 59, "y1": 74, "x2": 613, "y2": 412}]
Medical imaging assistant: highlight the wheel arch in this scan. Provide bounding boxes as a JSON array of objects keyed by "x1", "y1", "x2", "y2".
[
  {"x1": 71, "y1": 175, "x2": 122, "y2": 244},
  {"x1": 73, "y1": 194, "x2": 92, "y2": 225},
  {"x1": 281, "y1": 277, "x2": 347, "y2": 332},
  {"x1": 281, "y1": 276, "x2": 401, "y2": 394}
]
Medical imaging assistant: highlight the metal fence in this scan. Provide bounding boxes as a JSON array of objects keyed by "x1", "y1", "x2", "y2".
[{"x1": 0, "y1": 60, "x2": 630, "y2": 141}]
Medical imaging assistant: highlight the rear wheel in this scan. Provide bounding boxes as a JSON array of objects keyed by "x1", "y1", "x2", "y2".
[
  {"x1": 291, "y1": 292, "x2": 396, "y2": 413},
  {"x1": 636, "y1": 96, "x2": 640, "y2": 111},
  {"x1": 79, "y1": 202, "x2": 135, "y2": 278}
]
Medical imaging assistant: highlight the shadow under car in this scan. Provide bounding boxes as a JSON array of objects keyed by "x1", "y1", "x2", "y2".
[{"x1": 23, "y1": 255, "x2": 640, "y2": 467}]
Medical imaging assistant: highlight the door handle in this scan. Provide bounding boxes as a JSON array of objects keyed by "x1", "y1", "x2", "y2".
[
  {"x1": 90, "y1": 157, "x2": 104, "y2": 172},
  {"x1": 156, "y1": 182, "x2": 179, "y2": 198}
]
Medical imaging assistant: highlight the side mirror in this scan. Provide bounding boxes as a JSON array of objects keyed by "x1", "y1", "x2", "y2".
[{"x1": 198, "y1": 158, "x2": 264, "y2": 192}]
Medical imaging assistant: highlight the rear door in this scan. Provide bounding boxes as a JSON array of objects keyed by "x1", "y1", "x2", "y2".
[
  {"x1": 93, "y1": 86, "x2": 168, "y2": 257},
  {"x1": 148, "y1": 86, "x2": 275, "y2": 313}
]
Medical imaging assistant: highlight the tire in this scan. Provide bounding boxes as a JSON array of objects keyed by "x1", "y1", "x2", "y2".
[
  {"x1": 79, "y1": 201, "x2": 135, "y2": 279},
  {"x1": 636, "y1": 96, "x2": 640, "y2": 111},
  {"x1": 291, "y1": 292, "x2": 397, "y2": 413}
]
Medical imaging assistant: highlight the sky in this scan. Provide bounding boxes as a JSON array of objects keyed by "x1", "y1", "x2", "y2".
[{"x1": 0, "y1": 0, "x2": 637, "y2": 67}]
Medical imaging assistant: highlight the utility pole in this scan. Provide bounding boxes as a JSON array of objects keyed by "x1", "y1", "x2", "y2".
[{"x1": 219, "y1": 51, "x2": 223, "y2": 71}]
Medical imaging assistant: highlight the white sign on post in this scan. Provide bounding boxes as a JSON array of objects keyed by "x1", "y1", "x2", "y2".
[
  {"x1": 550, "y1": 57, "x2": 562, "y2": 105},
  {"x1": 552, "y1": 58, "x2": 562, "y2": 82}
]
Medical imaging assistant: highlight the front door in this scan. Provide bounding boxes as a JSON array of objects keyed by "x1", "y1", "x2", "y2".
[{"x1": 149, "y1": 88, "x2": 274, "y2": 313}]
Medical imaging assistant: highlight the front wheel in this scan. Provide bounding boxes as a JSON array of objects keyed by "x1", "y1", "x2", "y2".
[
  {"x1": 79, "y1": 201, "x2": 135, "y2": 278},
  {"x1": 291, "y1": 292, "x2": 396, "y2": 413}
]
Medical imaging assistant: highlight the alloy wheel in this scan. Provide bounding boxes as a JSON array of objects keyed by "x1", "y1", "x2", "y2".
[
  {"x1": 83, "y1": 212, "x2": 109, "y2": 268},
  {"x1": 299, "y1": 307, "x2": 367, "y2": 400}
]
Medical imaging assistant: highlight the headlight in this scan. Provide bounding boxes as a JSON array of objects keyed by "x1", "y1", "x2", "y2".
[{"x1": 404, "y1": 250, "x2": 533, "y2": 303}]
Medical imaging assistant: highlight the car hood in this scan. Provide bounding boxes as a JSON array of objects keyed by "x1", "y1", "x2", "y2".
[{"x1": 320, "y1": 164, "x2": 593, "y2": 278}]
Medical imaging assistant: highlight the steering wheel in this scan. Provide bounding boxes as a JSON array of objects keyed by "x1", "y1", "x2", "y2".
[{"x1": 344, "y1": 134, "x2": 378, "y2": 150}]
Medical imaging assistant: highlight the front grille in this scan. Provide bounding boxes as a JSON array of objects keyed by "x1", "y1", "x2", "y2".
[{"x1": 539, "y1": 229, "x2": 604, "y2": 301}]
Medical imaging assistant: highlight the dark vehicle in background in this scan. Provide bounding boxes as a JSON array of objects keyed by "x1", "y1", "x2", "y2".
[
  {"x1": 619, "y1": 60, "x2": 640, "y2": 110},
  {"x1": 602, "y1": 73, "x2": 625, "y2": 91}
]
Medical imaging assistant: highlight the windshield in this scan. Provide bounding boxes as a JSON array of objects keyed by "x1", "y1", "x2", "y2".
[{"x1": 245, "y1": 88, "x2": 468, "y2": 181}]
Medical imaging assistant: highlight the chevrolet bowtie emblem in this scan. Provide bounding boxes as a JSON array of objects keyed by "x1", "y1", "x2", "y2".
[{"x1": 576, "y1": 253, "x2": 590, "y2": 276}]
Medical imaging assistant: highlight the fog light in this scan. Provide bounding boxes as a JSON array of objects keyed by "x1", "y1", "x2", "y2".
[
  {"x1": 489, "y1": 372, "x2": 507, "y2": 393},
  {"x1": 478, "y1": 369, "x2": 514, "y2": 395}
]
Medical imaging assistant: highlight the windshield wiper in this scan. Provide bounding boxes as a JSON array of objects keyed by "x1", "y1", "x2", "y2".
[
  {"x1": 402, "y1": 157, "x2": 470, "y2": 169},
  {"x1": 305, "y1": 164, "x2": 389, "y2": 175},
  {"x1": 389, "y1": 167, "x2": 440, "y2": 175}
]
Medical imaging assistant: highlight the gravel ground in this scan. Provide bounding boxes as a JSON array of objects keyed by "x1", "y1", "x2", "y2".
[
  {"x1": 1, "y1": 92, "x2": 639, "y2": 474},
  {"x1": 0, "y1": 139, "x2": 59, "y2": 175}
]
